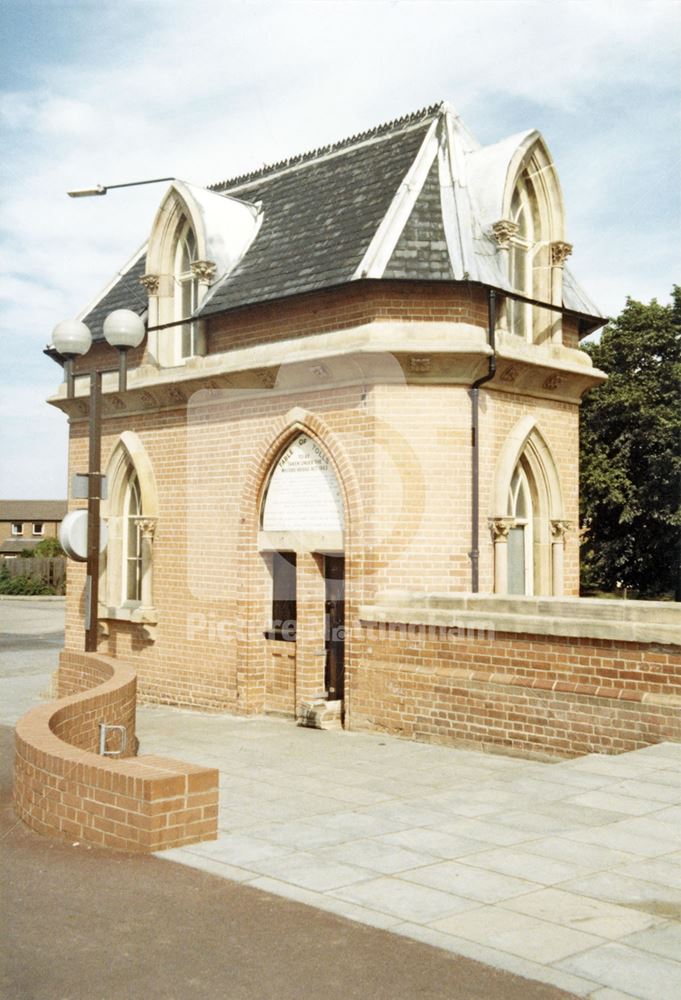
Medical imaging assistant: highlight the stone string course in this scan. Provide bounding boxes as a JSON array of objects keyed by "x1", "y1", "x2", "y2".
[{"x1": 14, "y1": 650, "x2": 218, "y2": 852}]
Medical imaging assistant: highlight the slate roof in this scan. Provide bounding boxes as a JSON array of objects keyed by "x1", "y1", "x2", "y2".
[
  {"x1": 0, "y1": 538, "x2": 44, "y2": 554},
  {"x1": 383, "y1": 160, "x2": 454, "y2": 282},
  {"x1": 0, "y1": 501, "x2": 68, "y2": 521},
  {"x1": 78, "y1": 102, "x2": 605, "y2": 341},
  {"x1": 79, "y1": 250, "x2": 147, "y2": 342},
  {"x1": 201, "y1": 115, "x2": 432, "y2": 315}
]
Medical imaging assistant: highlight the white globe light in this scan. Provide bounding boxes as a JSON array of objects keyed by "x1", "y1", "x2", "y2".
[
  {"x1": 103, "y1": 309, "x2": 145, "y2": 349},
  {"x1": 52, "y1": 319, "x2": 92, "y2": 357}
]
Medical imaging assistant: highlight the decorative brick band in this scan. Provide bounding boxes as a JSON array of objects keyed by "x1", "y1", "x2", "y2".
[
  {"x1": 13, "y1": 650, "x2": 218, "y2": 852},
  {"x1": 353, "y1": 619, "x2": 681, "y2": 757}
]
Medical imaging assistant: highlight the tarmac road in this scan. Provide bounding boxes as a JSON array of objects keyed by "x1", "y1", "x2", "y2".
[{"x1": 0, "y1": 598, "x2": 576, "y2": 1000}]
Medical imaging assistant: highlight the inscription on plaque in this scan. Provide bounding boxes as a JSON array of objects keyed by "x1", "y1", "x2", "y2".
[{"x1": 262, "y1": 435, "x2": 344, "y2": 532}]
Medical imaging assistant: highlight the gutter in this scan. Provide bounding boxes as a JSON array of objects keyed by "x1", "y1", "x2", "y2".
[{"x1": 469, "y1": 288, "x2": 497, "y2": 593}]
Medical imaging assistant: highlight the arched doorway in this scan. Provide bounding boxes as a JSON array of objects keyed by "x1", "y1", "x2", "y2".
[{"x1": 259, "y1": 433, "x2": 347, "y2": 720}]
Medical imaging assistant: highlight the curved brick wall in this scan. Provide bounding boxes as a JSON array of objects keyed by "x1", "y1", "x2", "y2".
[{"x1": 14, "y1": 650, "x2": 218, "y2": 852}]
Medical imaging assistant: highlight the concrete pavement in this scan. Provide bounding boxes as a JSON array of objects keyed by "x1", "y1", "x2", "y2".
[
  {"x1": 0, "y1": 596, "x2": 63, "y2": 724},
  {"x1": 138, "y1": 708, "x2": 681, "y2": 1000}
]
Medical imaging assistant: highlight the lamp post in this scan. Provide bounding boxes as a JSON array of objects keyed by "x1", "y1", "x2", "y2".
[{"x1": 52, "y1": 310, "x2": 145, "y2": 652}]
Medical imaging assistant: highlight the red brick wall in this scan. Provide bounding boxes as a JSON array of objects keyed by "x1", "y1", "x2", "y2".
[
  {"x1": 14, "y1": 650, "x2": 218, "y2": 851},
  {"x1": 208, "y1": 281, "x2": 489, "y2": 354},
  {"x1": 349, "y1": 621, "x2": 681, "y2": 757}
]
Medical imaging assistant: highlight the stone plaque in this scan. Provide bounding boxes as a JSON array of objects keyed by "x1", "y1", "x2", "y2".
[{"x1": 262, "y1": 435, "x2": 344, "y2": 532}]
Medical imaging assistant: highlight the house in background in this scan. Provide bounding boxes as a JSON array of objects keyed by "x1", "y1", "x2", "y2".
[
  {"x1": 0, "y1": 501, "x2": 67, "y2": 558},
  {"x1": 45, "y1": 101, "x2": 680, "y2": 758}
]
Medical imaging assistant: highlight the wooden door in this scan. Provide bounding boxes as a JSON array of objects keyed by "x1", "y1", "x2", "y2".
[{"x1": 324, "y1": 556, "x2": 345, "y2": 701}]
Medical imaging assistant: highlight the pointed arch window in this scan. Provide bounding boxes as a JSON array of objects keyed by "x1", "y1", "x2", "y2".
[
  {"x1": 101, "y1": 435, "x2": 158, "y2": 628},
  {"x1": 491, "y1": 419, "x2": 569, "y2": 597},
  {"x1": 123, "y1": 470, "x2": 142, "y2": 603},
  {"x1": 174, "y1": 216, "x2": 199, "y2": 359},
  {"x1": 507, "y1": 461, "x2": 534, "y2": 595},
  {"x1": 496, "y1": 139, "x2": 566, "y2": 345},
  {"x1": 508, "y1": 173, "x2": 539, "y2": 341},
  {"x1": 507, "y1": 169, "x2": 548, "y2": 341}
]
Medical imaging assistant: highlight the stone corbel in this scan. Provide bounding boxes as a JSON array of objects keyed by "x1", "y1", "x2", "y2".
[
  {"x1": 491, "y1": 220, "x2": 519, "y2": 250},
  {"x1": 550, "y1": 242, "x2": 573, "y2": 267},
  {"x1": 190, "y1": 260, "x2": 217, "y2": 285},
  {"x1": 550, "y1": 519, "x2": 571, "y2": 540},
  {"x1": 489, "y1": 516, "x2": 514, "y2": 540},
  {"x1": 140, "y1": 622, "x2": 158, "y2": 642},
  {"x1": 140, "y1": 274, "x2": 160, "y2": 295}
]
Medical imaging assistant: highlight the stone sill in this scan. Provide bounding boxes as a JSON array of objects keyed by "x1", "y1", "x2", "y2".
[
  {"x1": 360, "y1": 593, "x2": 681, "y2": 646},
  {"x1": 98, "y1": 605, "x2": 158, "y2": 641}
]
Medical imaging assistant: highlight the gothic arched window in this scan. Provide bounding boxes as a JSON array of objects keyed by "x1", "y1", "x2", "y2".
[
  {"x1": 507, "y1": 460, "x2": 534, "y2": 595},
  {"x1": 101, "y1": 433, "x2": 158, "y2": 624},
  {"x1": 123, "y1": 470, "x2": 142, "y2": 603},
  {"x1": 174, "y1": 216, "x2": 199, "y2": 359}
]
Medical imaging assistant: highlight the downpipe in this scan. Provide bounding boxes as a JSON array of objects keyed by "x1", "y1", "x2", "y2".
[{"x1": 469, "y1": 288, "x2": 497, "y2": 593}]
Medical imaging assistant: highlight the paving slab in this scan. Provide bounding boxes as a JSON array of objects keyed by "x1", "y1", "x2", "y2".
[
  {"x1": 430, "y1": 905, "x2": 604, "y2": 964},
  {"x1": 137, "y1": 705, "x2": 681, "y2": 1000},
  {"x1": 556, "y1": 941, "x2": 681, "y2": 1000}
]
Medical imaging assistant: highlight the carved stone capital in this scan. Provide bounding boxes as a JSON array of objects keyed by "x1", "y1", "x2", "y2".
[
  {"x1": 190, "y1": 259, "x2": 216, "y2": 283},
  {"x1": 551, "y1": 519, "x2": 571, "y2": 540},
  {"x1": 491, "y1": 219, "x2": 519, "y2": 249},
  {"x1": 489, "y1": 517, "x2": 515, "y2": 540},
  {"x1": 137, "y1": 518, "x2": 157, "y2": 538},
  {"x1": 409, "y1": 356, "x2": 431, "y2": 373},
  {"x1": 550, "y1": 241, "x2": 573, "y2": 266},
  {"x1": 140, "y1": 273, "x2": 160, "y2": 295}
]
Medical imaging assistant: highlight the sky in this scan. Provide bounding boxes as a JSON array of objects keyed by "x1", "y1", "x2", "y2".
[{"x1": 1, "y1": 0, "x2": 679, "y2": 500}]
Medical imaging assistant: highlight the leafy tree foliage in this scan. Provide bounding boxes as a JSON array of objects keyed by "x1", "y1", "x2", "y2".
[
  {"x1": 580, "y1": 287, "x2": 681, "y2": 598},
  {"x1": 33, "y1": 536, "x2": 65, "y2": 558}
]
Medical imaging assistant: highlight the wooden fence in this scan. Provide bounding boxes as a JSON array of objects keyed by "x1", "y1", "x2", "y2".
[{"x1": 0, "y1": 556, "x2": 66, "y2": 594}]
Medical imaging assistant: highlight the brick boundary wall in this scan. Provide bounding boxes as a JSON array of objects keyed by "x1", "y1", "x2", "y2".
[
  {"x1": 14, "y1": 650, "x2": 218, "y2": 852},
  {"x1": 352, "y1": 605, "x2": 681, "y2": 758}
]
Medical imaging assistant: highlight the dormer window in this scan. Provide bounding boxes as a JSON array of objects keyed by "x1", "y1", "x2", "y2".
[
  {"x1": 143, "y1": 181, "x2": 263, "y2": 368},
  {"x1": 488, "y1": 134, "x2": 568, "y2": 345}
]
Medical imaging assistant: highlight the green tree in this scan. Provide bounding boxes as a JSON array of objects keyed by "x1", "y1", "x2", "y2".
[
  {"x1": 33, "y1": 536, "x2": 64, "y2": 558},
  {"x1": 580, "y1": 287, "x2": 681, "y2": 598}
]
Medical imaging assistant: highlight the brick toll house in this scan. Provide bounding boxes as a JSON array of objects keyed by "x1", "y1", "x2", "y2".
[{"x1": 16, "y1": 102, "x2": 680, "y2": 851}]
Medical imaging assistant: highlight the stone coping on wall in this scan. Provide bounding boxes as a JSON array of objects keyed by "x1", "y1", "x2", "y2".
[
  {"x1": 360, "y1": 593, "x2": 681, "y2": 646},
  {"x1": 14, "y1": 650, "x2": 218, "y2": 852}
]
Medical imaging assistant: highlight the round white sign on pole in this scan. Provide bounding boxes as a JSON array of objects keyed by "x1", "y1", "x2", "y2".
[{"x1": 59, "y1": 510, "x2": 108, "y2": 562}]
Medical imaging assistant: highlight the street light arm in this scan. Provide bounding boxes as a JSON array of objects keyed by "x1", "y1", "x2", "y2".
[{"x1": 67, "y1": 176, "x2": 175, "y2": 198}]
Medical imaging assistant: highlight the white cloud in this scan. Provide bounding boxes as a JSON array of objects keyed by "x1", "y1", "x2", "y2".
[{"x1": 1, "y1": 0, "x2": 679, "y2": 496}]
